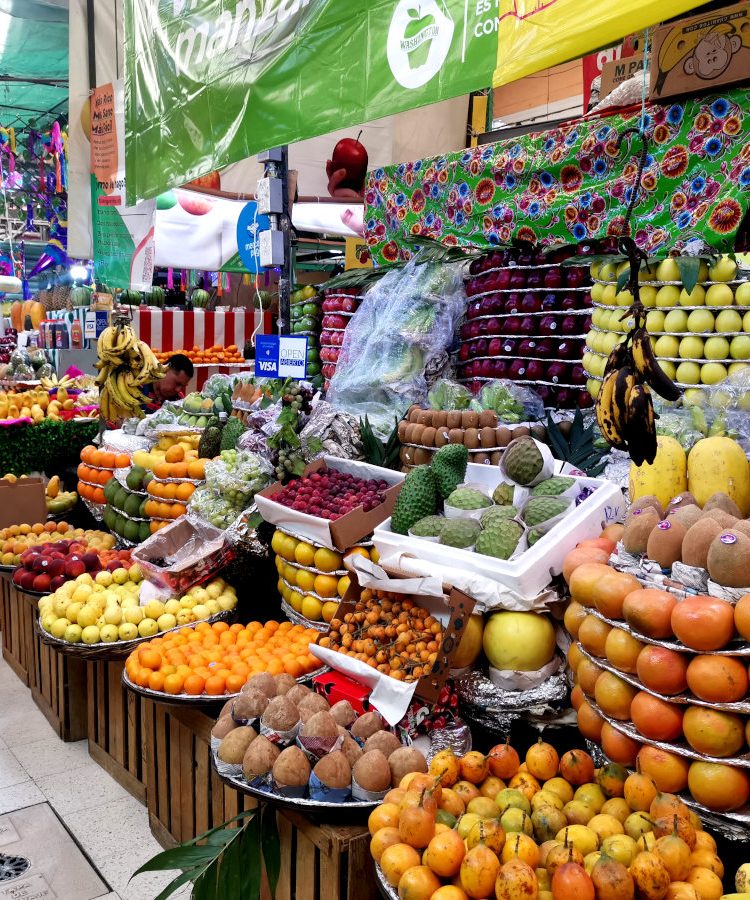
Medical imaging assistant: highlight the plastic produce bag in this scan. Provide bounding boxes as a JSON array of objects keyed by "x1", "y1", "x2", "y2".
[
  {"x1": 472, "y1": 380, "x2": 544, "y2": 423},
  {"x1": 204, "y1": 450, "x2": 273, "y2": 503},
  {"x1": 327, "y1": 255, "x2": 467, "y2": 439},
  {"x1": 427, "y1": 379, "x2": 472, "y2": 410},
  {"x1": 201, "y1": 373, "x2": 236, "y2": 398}
]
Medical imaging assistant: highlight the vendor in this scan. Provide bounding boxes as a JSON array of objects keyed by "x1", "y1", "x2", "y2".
[{"x1": 141, "y1": 353, "x2": 194, "y2": 412}]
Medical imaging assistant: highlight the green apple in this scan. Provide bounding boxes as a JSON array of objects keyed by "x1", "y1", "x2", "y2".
[
  {"x1": 656, "y1": 285, "x2": 680, "y2": 307},
  {"x1": 63, "y1": 623, "x2": 82, "y2": 643},
  {"x1": 729, "y1": 361, "x2": 750, "y2": 376},
  {"x1": 730, "y1": 336, "x2": 750, "y2": 360},
  {"x1": 656, "y1": 258, "x2": 681, "y2": 282},
  {"x1": 599, "y1": 262, "x2": 618, "y2": 283},
  {"x1": 708, "y1": 256, "x2": 737, "y2": 282},
  {"x1": 100, "y1": 624, "x2": 119, "y2": 643},
  {"x1": 734, "y1": 282, "x2": 750, "y2": 307},
  {"x1": 705, "y1": 283, "x2": 734, "y2": 307},
  {"x1": 591, "y1": 282, "x2": 605, "y2": 303},
  {"x1": 615, "y1": 289, "x2": 634, "y2": 307},
  {"x1": 678, "y1": 285, "x2": 706, "y2": 307},
  {"x1": 586, "y1": 378, "x2": 600, "y2": 399},
  {"x1": 589, "y1": 262, "x2": 601, "y2": 280},
  {"x1": 678, "y1": 335, "x2": 705, "y2": 359},
  {"x1": 714, "y1": 309, "x2": 742, "y2": 333},
  {"x1": 645, "y1": 310, "x2": 666, "y2": 333},
  {"x1": 687, "y1": 309, "x2": 714, "y2": 334},
  {"x1": 659, "y1": 360, "x2": 677, "y2": 380},
  {"x1": 683, "y1": 387, "x2": 706, "y2": 407},
  {"x1": 743, "y1": 311, "x2": 750, "y2": 333},
  {"x1": 638, "y1": 286, "x2": 657, "y2": 308},
  {"x1": 601, "y1": 284, "x2": 617, "y2": 305},
  {"x1": 663, "y1": 309, "x2": 688, "y2": 333},
  {"x1": 704, "y1": 336, "x2": 730, "y2": 360},
  {"x1": 701, "y1": 362, "x2": 728, "y2": 385},
  {"x1": 655, "y1": 335, "x2": 680, "y2": 358},
  {"x1": 118, "y1": 622, "x2": 138, "y2": 641},
  {"x1": 676, "y1": 361, "x2": 701, "y2": 384}
]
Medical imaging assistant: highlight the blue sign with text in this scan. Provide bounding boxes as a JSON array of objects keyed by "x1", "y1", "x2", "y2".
[
  {"x1": 255, "y1": 334, "x2": 308, "y2": 379},
  {"x1": 236, "y1": 201, "x2": 271, "y2": 273}
]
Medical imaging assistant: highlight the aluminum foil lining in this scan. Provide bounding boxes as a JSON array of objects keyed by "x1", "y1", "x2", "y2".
[
  {"x1": 81, "y1": 496, "x2": 105, "y2": 521},
  {"x1": 603, "y1": 449, "x2": 631, "y2": 497},
  {"x1": 424, "y1": 722, "x2": 473, "y2": 761},
  {"x1": 298, "y1": 400, "x2": 362, "y2": 461},
  {"x1": 100, "y1": 429, "x2": 152, "y2": 453}
]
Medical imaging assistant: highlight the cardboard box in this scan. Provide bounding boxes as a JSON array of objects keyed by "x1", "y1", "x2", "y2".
[
  {"x1": 255, "y1": 456, "x2": 404, "y2": 552},
  {"x1": 650, "y1": 3, "x2": 750, "y2": 101},
  {"x1": 0, "y1": 477, "x2": 47, "y2": 529},
  {"x1": 601, "y1": 54, "x2": 644, "y2": 99}
]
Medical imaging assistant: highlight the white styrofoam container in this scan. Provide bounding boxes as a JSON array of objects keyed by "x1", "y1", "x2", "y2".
[{"x1": 373, "y1": 462, "x2": 624, "y2": 609}]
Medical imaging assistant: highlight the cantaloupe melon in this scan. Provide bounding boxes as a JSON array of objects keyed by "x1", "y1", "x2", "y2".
[{"x1": 688, "y1": 436, "x2": 750, "y2": 516}]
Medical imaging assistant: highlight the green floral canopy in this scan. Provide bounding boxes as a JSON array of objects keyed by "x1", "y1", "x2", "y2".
[{"x1": 364, "y1": 88, "x2": 750, "y2": 263}]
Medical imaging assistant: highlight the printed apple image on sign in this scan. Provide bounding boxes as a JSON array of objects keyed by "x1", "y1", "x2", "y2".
[{"x1": 387, "y1": 0, "x2": 454, "y2": 89}]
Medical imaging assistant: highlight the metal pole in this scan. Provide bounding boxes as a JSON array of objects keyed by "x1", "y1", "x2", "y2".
[{"x1": 278, "y1": 145, "x2": 291, "y2": 337}]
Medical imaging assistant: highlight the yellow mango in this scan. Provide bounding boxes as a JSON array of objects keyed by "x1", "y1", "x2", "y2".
[
  {"x1": 630, "y1": 435, "x2": 687, "y2": 509},
  {"x1": 56, "y1": 386, "x2": 68, "y2": 403},
  {"x1": 688, "y1": 436, "x2": 750, "y2": 515},
  {"x1": 8, "y1": 404, "x2": 18, "y2": 418},
  {"x1": 30, "y1": 404, "x2": 44, "y2": 423},
  {"x1": 19, "y1": 406, "x2": 31, "y2": 418},
  {"x1": 62, "y1": 399, "x2": 75, "y2": 410},
  {"x1": 46, "y1": 475, "x2": 60, "y2": 498}
]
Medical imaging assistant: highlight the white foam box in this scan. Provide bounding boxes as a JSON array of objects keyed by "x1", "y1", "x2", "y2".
[{"x1": 373, "y1": 462, "x2": 624, "y2": 609}]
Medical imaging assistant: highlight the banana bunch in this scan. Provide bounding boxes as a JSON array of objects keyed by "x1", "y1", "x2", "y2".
[
  {"x1": 596, "y1": 325, "x2": 681, "y2": 466},
  {"x1": 40, "y1": 373, "x2": 74, "y2": 391},
  {"x1": 95, "y1": 321, "x2": 165, "y2": 422}
]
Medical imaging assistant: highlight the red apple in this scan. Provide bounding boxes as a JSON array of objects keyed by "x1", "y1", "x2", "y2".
[
  {"x1": 548, "y1": 362, "x2": 570, "y2": 384},
  {"x1": 19, "y1": 570, "x2": 36, "y2": 591},
  {"x1": 32, "y1": 574, "x2": 51, "y2": 593},
  {"x1": 509, "y1": 360, "x2": 528, "y2": 380},
  {"x1": 177, "y1": 191, "x2": 213, "y2": 216},
  {"x1": 47, "y1": 559, "x2": 65, "y2": 578},
  {"x1": 526, "y1": 360, "x2": 546, "y2": 381},
  {"x1": 65, "y1": 560, "x2": 86, "y2": 579},
  {"x1": 490, "y1": 359, "x2": 508, "y2": 378},
  {"x1": 578, "y1": 390, "x2": 594, "y2": 408},
  {"x1": 50, "y1": 575, "x2": 66, "y2": 591},
  {"x1": 330, "y1": 134, "x2": 368, "y2": 191}
]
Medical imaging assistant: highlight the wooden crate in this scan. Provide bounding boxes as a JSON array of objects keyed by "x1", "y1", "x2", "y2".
[
  {"x1": 87, "y1": 659, "x2": 146, "y2": 803},
  {"x1": 0, "y1": 575, "x2": 35, "y2": 684},
  {"x1": 141, "y1": 699, "x2": 377, "y2": 900}
]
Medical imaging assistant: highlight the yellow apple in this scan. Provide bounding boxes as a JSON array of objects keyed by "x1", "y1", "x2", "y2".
[
  {"x1": 95, "y1": 570, "x2": 113, "y2": 587},
  {"x1": 112, "y1": 567, "x2": 130, "y2": 585},
  {"x1": 81, "y1": 625, "x2": 101, "y2": 644},
  {"x1": 164, "y1": 599, "x2": 181, "y2": 616},
  {"x1": 123, "y1": 606, "x2": 144, "y2": 625},
  {"x1": 192, "y1": 603, "x2": 209, "y2": 621},
  {"x1": 157, "y1": 613, "x2": 177, "y2": 632},
  {"x1": 128, "y1": 563, "x2": 143, "y2": 582},
  {"x1": 64, "y1": 623, "x2": 83, "y2": 643},
  {"x1": 144, "y1": 600, "x2": 165, "y2": 620},
  {"x1": 138, "y1": 618, "x2": 159, "y2": 638},
  {"x1": 104, "y1": 606, "x2": 122, "y2": 626},
  {"x1": 118, "y1": 622, "x2": 138, "y2": 641},
  {"x1": 50, "y1": 617, "x2": 70, "y2": 638},
  {"x1": 99, "y1": 624, "x2": 119, "y2": 643}
]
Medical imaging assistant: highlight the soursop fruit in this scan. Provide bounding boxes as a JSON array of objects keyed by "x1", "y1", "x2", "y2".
[
  {"x1": 391, "y1": 466, "x2": 438, "y2": 535},
  {"x1": 503, "y1": 436, "x2": 544, "y2": 486},
  {"x1": 446, "y1": 487, "x2": 492, "y2": 510},
  {"x1": 531, "y1": 476, "x2": 575, "y2": 497},
  {"x1": 481, "y1": 506, "x2": 519, "y2": 526},
  {"x1": 492, "y1": 482, "x2": 515, "y2": 506},
  {"x1": 410, "y1": 515, "x2": 446, "y2": 537},
  {"x1": 523, "y1": 497, "x2": 569, "y2": 527},
  {"x1": 440, "y1": 518, "x2": 481, "y2": 549},
  {"x1": 475, "y1": 519, "x2": 524, "y2": 560},
  {"x1": 432, "y1": 444, "x2": 468, "y2": 499}
]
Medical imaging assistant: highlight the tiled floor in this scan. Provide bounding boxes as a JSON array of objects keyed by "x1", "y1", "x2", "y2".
[{"x1": 0, "y1": 654, "x2": 189, "y2": 899}]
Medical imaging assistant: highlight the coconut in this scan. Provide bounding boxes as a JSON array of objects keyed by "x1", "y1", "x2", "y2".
[
  {"x1": 285, "y1": 683, "x2": 312, "y2": 706},
  {"x1": 242, "y1": 735, "x2": 280, "y2": 780},
  {"x1": 211, "y1": 715, "x2": 236, "y2": 741},
  {"x1": 272, "y1": 746, "x2": 311, "y2": 788},
  {"x1": 350, "y1": 711, "x2": 384, "y2": 740},
  {"x1": 312, "y1": 751, "x2": 351, "y2": 789},
  {"x1": 261, "y1": 696, "x2": 300, "y2": 732},
  {"x1": 244, "y1": 672, "x2": 277, "y2": 698},
  {"x1": 274, "y1": 673, "x2": 297, "y2": 695},
  {"x1": 353, "y1": 750, "x2": 391, "y2": 793},
  {"x1": 388, "y1": 746, "x2": 427, "y2": 787},
  {"x1": 364, "y1": 731, "x2": 402, "y2": 757},
  {"x1": 297, "y1": 693, "x2": 330, "y2": 722},
  {"x1": 340, "y1": 733, "x2": 364, "y2": 768},
  {"x1": 330, "y1": 700, "x2": 357, "y2": 728},
  {"x1": 218, "y1": 726, "x2": 257, "y2": 764},
  {"x1": 300, "y1": 711, "x2": 339, "y2": 741},
  {"x1": 231, "y1": 690, "x2": 268, "y2": 722}
]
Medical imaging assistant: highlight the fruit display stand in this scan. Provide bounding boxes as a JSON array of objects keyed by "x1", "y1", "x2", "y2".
[
  {"x1": 0, "y1": 573, "x2": 35, "y2": 684},
  {"x1": 320, "y1": 288, "x2": 363, "y2": 392}
]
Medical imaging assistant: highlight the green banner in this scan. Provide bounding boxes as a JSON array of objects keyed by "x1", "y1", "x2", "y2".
[{"x1": 124, "y1": 0, "x2": 499, "y2": 205}]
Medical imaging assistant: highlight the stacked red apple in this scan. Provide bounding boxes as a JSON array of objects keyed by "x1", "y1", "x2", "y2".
[
  {"x1": 458, "y1": 245, "x2": 593, "y2": 408},
  {"x1": 12, "y1": 542, "x2": 132, "y2": 594},
  {"x1": 320, "y1": 289, "x2": 362, "y2": 390}
]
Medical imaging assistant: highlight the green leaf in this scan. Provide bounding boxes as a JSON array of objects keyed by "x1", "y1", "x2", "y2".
[
  {"x1": 193, "y1": 866, "x2": 217, "y2": 900},
  {"x1": 217, "y1": 833, "x2": 242, "y2": 898},
  {"x1": 133, "y1": 845, "x2": 216, "y2": 875},
  {"x1": 676, "y1": 256, "x2": 701, "y2": 294},
  {"x1": 261, "y1": 805, "x2": 281, "y2": 897},
  {"x1": 240, "y1": 813, "x2": 262, "y2": 900},
  {"x1": 616, "y1": 267, "x2": 631, "y2": 294},
  {"x1": 545, "y1": 413, "x2": 569, "y2": 461},
  {"x1": 151, "y1": 870, "x2": 197, "y2": 900},
  {"x1": 306, "y1": 436, "x2": 323, "y2": 455}
]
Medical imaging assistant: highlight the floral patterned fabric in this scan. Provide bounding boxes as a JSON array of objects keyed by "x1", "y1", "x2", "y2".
[{"x1": 365, "y1": 89, "x2": 750, "y2": 264}]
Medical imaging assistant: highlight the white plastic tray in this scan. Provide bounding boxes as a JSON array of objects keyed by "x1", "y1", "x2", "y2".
[{"x1": 373, "y1": 462, "x2": 623, "y2": 609}]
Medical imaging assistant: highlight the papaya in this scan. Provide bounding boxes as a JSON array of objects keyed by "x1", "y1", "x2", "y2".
[
  {"x1": 10, "y1": 300, "x2": 22, "y2": 332},
  {"x1": 688, "y1": 436, "x2": 750, "y2": 515},
  {"x1": 46, "y1": 475, "x2": 60, "y2": 498},
  {"x1": 630, "y1": 436, "x2": 687, "y2": 510}
]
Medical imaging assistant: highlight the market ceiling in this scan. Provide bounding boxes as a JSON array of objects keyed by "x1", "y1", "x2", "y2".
[{"x1": 0, "y1": 0, "x2": 68, "y2": 130}]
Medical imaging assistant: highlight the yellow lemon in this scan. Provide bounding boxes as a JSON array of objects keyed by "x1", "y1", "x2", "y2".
[
  {"x1": 337, "y1": 575, "x2": 351, "y2": 597},
  {"x1": 313, "y1": 547, "x2": 343, "y2": 572},
  {"x1": 294, "y1": 542, "x2": 315, "y2": 567}
]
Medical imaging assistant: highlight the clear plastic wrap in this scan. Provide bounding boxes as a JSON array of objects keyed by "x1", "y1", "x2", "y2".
[
  {"x1": 473, "y1": 380, "x2": 544, "y2": 423},
  {"x1": 427, "y1": 379, "x2": 472, "y2": 410},
  {"x1": 204, "y1": 450, "x2": 273, "y2": 503},
  {"x1": 654, "y1": 401, "x2": 709, "y2": 451},
  {"x1": 202, "y1": 373, "x2": 236, "y2": 398},
  {"x1": 327, "y1": 255, "x2": 467, "y2": 439}
]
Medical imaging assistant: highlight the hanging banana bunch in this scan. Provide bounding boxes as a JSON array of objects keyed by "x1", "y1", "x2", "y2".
[
  {"x1": 595, "y1": 239, "x2": 681, "y2": 466},
  {"x1": 95, "y1": 317, "x2": 166, "y2": 422}
]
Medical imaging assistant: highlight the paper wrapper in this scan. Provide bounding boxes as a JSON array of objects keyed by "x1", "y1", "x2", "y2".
[
  {"x1": 521, "y1": 499, "x2": 573, "y2": 537},
  {"x1": 670, "y1": 561, "x2": 710, "y2": 594},
  {"x1": 488, "y1": 654, "x2": 564, "y2": 692},
  {"x1": 499, "y1": 437, "x2": 554, "y2": 488},
  {"x1": 272, "y1": 780, "x2": 307, "y2": 799},
  {"x1": 444, "y1": 483, "x2": 494, "y2": 521},
  {"x1": 259, "y1": 718, "x2": 301, "y2": 748},
  {"x1": 351, "y1": 777, "x2": 389, "y2": 802},
  {"x1": 213, "y1": 754, "x2": 244, "y2": 781},
  {"x1": 308, "y1": 771, "x2": 351, "y2": 803},
  {"x1": 297, "y1": 733, "x2": 343, "y2": 763}
]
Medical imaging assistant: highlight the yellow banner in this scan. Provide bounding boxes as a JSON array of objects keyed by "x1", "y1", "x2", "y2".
[
  {"x1": 494, "y1": 1, "x2": 706, "y2": 88},
  {"x1": 345, "y1": 238, "x2": 372, "y2": 270}
]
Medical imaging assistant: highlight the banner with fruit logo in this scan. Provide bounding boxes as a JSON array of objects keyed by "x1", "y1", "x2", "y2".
[
  {"x1": 123, "y1": 0, "x2": 501, "y2": 205},
  {"x1": 364, "y1": 87, "x2": 750, "y2": 264},
  {"x1": 492, "y1": 0, "x2": 705, "y2": 88}
]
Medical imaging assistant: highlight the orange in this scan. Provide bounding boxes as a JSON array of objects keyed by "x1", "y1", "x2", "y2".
[
  {"x1": 205, "y1": 675, "x2": 226, "y2": 695},
  {"x1": 187, "y1": 459, "x2": 205, "y2": 479},
  {"x1": 81, "y1": 445, "x2": 95, "y2": 464},
  {"x1": 213, "y1": 621, "x2": 230, "y2": 634},
  {"x1": 183, "y1": 674, "x2": 205, "y2": 695},
  {"x1": 97, "y1": 468, "x2": 112, "y2": 485},
  {"x1": 176, "y1": 482, "x2": 194, "y2": 501},
  {"x1": 93, "y1": 488, "x2": 106, "y2": 504},
  {"x1": 165, "y1": 445, "x2": 185, "y2": 463},
  {"x1": 148, "y1": 671, "x2": 166, "y2": 692},
  {"x1": 155, "y1": 463, "x2": 171, "y2": 480},
  {"x1": 163, "y1": 673, "x2": 185, "y2": 695},
  {"x1": 135, "y1": 669, "x2": 152, "y2": 688},
  {"x1": 116, "y1": 453, "x2": 130, "y2": 468},
  {"x1": 157, "y1": 502, "x2": 173, "y2": 519},
  {"x1": 161, "y1": 482, "x2": 177, "y2": 500},
  {"x1": 100, "y1": 451, "x2": 116, "y2": 469},
  {"x1": 139, "y1": 648, "x2": 162, "y2": 670},
  {"x1": 170, "y1": 503, "x2": 186, "y2": 518},
  {"x1": 226, "y1": 674, "x2": 245, "y2": 693}
]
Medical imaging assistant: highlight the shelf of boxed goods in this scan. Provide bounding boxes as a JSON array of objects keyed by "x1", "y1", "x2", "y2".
[
  {"x1": 456, "y1": 245, "x2": 593, "y2": 409},
  {"x1": 583, "y1": 256, "x2": 750, "y2": 403},
  {"x1": 319, "y1": 288, "x2": 363, "y2": 391}
]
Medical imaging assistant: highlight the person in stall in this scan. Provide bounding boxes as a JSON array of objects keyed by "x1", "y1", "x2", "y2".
[{"x1": 140, "y1": 354, "x2": 194, "y2": 413}]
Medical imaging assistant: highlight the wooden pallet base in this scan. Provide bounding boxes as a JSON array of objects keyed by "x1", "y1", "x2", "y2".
[
  {"x1": 87, "y1": 659, "x2": 145, "y2": 803},
  {"x1": 0, "y1": 574, "x2": 34, "y2": 684}
]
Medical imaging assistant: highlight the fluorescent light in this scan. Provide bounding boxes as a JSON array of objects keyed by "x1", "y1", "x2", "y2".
[{"x1": 70, "y1": 264, "x2": 89, "y2": 281}]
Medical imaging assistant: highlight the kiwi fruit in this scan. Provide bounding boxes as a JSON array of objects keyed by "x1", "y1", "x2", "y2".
[
  {"x1": 330, "y1": 700, "x2": 357, "y2": 728},
  {"x1": 667, "y1": 504, "x2": 703, "y2": 531},
  {"x1": 463, "y1": 428, "x2": 480, "y2": 450},
  {"x1": 622, "y1": 507, "x2": 660, "y2": 555},
  {"x1": 364, "y1": 730, "x2": 402, "y2": 757},
  {"x1": 732, "y1": 520, "x2": 750, "y2": 539},
  {"x1": 242, "y1": 735, "x2": 280, "y2": 780},
  {"x1": 512, "y1": 426, "x2": 530, "y2": 439},
  {"x1": 272, "y1": 746, "x2": 311, "y2": 788},
  {"x1": 448, "y1": 429, "x2": 464, "y2": 445},
  {"x1": 388, "y1": 746, "x2": 427, "y2": 787},
  {"x1": 232, "y1": 690, "x2": 268, "y2": 722},
  {"x1": 350, "y1": 711, "x2": 384, "y2": 740},
  {"x1": 353, "y1": 750, "x2": 391, "y2": 793},
  {"x1": 480, "y1": 427, "x2": 496, "y2": 449},
  {"x1": 407, "y1": 406, "x2": 421, "y2": 423},
  {"x1": 244, "y1": 672, "x2": 277, "y2": 698},
  {"x1": 446, "y1": 411, "x2": 462, "y2": 429},
  {"x1": 495, "y1": 427, "x2": 512, "y2": 447},
  {"x1": 629, "y1": 495, "x2": 664, "y2": 520},
  {"x1": 665, "y1": 492, "x2": 698, "y2": 514},
  {"x1": 530, "y1": 423, "x2": 547, "y2": 442},
  {"x1": 285, "y1": 683, "x2": 312, "y2": 706},
  {"x1": 300, "y1": 711, "x2": 339, "y2": 740},
  {"x1": 434, "y1": 428, "x2": 450, "y2": 448},
  {"x1": 646, "y1": 518, "x2": 686, "y2": 568},
  {"x1": 682, "y1": 518, "x2": 723, "y2": 569},
  {"x1": 416, "y1": 409, "x2": 432, "y2": 426},
  {"x1": 707, "y1": 530, "x2": 750, "y2": 588},
  {"x1": 297, "y1": 693, "x2": 330, "y2": 722},
  {"x1": 461, "y1": 410, "x2": 479, "y2": 429},
  {"x1": 211, "y1": 716, "x2": 236, "y2": 741},
  {"x1": 703, "y1": 492, "x2": 742, "y2": 519},
  {"x1": 421, "y1": 427, "x2": 436, "y2": 447},
  {"x1": 397, "y1": 420, "x2": 408, "y2": 442},
  {"x1": 274, "y1": 673, "x2": 297, "y2": 695},
  {"x1": 704, "y1": 509, "x2": 738, "y2": 529},
  {"x1": 478, "y1": 410, "x2": 497, "y2": 429},
  {"x1": 340, "y1": 733, "x2": 363, "y2": 767},
  {"x1": 261, "y1": 696, "x2": 300, "y2": 732},
  {"x1": 218, "y1": 725, "x2": 257, "y2": 764},
  {"x1": 313, "y1": 751, "x2": 352, "y2": 790}
]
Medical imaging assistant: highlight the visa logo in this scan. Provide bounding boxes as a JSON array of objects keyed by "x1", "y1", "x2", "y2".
[{"x1": 258, "y1": 361, "x2": 276, "y2": 372}]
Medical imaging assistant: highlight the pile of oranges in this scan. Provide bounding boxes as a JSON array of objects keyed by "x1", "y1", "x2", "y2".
[
  {"x1": 77, "y1": 445, "x2": 130, "y2": 503},
  {"x1": 124, "y1": 620, "x2": 321, "y2": 697},
  {"x1": 142, "y1": 444, "x2": 205, "y2": 524},
  {"x1": 154, "y1": 345, "x2": 245, "y2": 365}
]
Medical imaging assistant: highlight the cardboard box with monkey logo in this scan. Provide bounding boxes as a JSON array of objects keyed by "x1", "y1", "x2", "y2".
[{"x1": 650, "y1": 3, "x2": 750, "y2": 101}]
